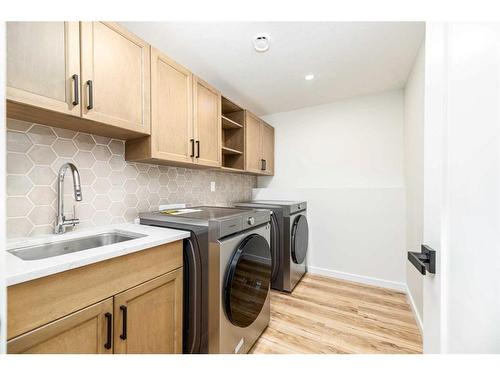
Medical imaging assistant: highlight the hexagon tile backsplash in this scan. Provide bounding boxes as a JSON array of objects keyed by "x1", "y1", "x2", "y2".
[{"x1": 6, "y1": 118, "x2": 257, "y2": 239}]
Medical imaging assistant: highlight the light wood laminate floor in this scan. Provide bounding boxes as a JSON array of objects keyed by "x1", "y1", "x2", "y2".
[{"x1": 250, "y1": 274, "x2": 422, "y2": 354}]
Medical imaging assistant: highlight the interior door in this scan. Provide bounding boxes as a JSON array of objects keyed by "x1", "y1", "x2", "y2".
[
  {"x1": 193, "y1": 76, "x2": 221, "y2": 167},
  {"x1": 245, "y1": 112, "x2": 262, "y2": 173},
  {"x1": 80, "y1": 22, "x2": 150, "y2": 134},
  {"x1": 113, "y1": 269, "x2": 183, "y2": 354},
  {"x1": 7, "y1": 298, "x2": 113, "y2": 354},
  {"x1": 261, "y1": 122, "x2": 275, "y2": 175},
  {"x1": 6, "y1": 22, "x2": 81, "y2": 116},
  {"x1": 150, "y1": 47, "x2": 194, "y2": 164}
]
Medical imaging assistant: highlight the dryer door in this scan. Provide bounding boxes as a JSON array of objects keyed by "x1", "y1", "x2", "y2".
[
  {"x1": 224, "y1": 234, "x2": 271, "y2": 328},
  {"x1": 291, "y1": 214, "x2": 309, "y2": 264},
  {"x1": 269, "y1": 212, "x2": 281, "y2": 282}
]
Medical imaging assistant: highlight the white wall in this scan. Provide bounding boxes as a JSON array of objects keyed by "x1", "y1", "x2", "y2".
[
  {"x1": 403, "y1": 41, "x2": 425, "y2": 330},
  {"x1": 257, "y1": 90, "x2": 406, "y2": 289}
]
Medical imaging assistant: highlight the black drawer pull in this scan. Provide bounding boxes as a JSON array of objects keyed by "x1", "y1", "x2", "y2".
[
  {"x1": 196, "y1": 140, "x2": 200, "y2": 158},
  {"x1": 190, "y1": 139, "x2": 195, "y2": 158},
  {"x1": 261, "y1": 159, "x2": 267, "y2": 171},
  {"x1": 104, "y1": 312, "x2": 112, "y2": 350},
  {"x1": 86, "y1": 80, "x2": 93, "y2": 110},
  {"x1": 120, "y1": 305, "x2": 127, "y2": 340},
  {"x1": 72, "y1": 74, "x2": 79, "y2": 106}
]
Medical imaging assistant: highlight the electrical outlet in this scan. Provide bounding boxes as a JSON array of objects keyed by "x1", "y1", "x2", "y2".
[{"x1": 210, "y1": 181, "x2": 216, "y2": 192}]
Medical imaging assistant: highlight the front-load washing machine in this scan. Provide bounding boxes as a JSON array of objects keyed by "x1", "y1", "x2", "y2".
[
  {"x1": 139, "y1": 206, "x2": 271, "y2": 353},
  {"x1": 234, "y1": 200, "x2": 308, "y2": 292}
]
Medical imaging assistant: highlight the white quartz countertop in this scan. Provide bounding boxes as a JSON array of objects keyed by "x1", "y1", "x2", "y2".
[{"x1": 5, "y1": 223, "x2": 190, "y2": 286}]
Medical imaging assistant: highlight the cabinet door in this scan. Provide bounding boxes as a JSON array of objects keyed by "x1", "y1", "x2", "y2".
[
  {"x1": 245, "y1": 112, "x2": 263, "y2": 173},
  {"x1": 261, "y1": 122, "x2": 275, "y2": 175},
  {"x1": 113, "y1": 269, "x2": 183, "y2": 354},
  {"x1": 6, "y1": 22, "x2": 81, "y2": 116},
  {"x1": 193, "y1": 76, "x2": 221, "y2": 167},
  {"x1": 80, "y1": 22, "x2": 150, "y2": 134},
  {"x1": 7, "y1": 298, "x2": 113, "y2": 354},
  {"x1": 150, "y1": 48, "x2": 194, "y2": 164}
]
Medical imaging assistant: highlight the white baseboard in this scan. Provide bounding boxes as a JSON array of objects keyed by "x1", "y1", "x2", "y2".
[
  {"x1": 405, "y1": 285, "x2": 424, "y2": 334},
  {"x1": 307, "y1": 265, "x2": 406, "y2": 292}
]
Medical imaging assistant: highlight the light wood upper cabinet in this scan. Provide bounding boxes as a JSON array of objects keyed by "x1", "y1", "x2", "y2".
[
  {"x1": 126, "y1": 48, "x2": 194, "y2": 165},
  {"x1": 114, "y1": 269, "x2": 183, "y2": 354},
  {"x1": 193, "y1": 76, "x2": 221, "y2": 167},
  {"x1": 80, "y1": 22, "x2": 151, "y2": 134},
  {"x1": 7, "y1": 22, "x2": 273, "y2": 174},
  {"x1": 8, "y1": 298, "x2": 113, "y2": 354},
  {"x1": 245, "y1": 112, "x2": 275, "y2": 175},
  {"x1": 6, "y1": 22, "x2": 81, "y2": 116},
  {"x1": 151, "y1": 48, "x2": 193, "y2": 163},
  {"x1": 126, "y1": 54, "x2": 223, "y2": 169},
  {"x1": 245, "y1": 112, "x2": 263, "y2": 174},
  {"x1": 261, "y1": 122, "x2": 275, "y2": 175}
]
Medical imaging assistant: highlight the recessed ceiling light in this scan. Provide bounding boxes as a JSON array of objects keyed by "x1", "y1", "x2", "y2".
[
  {"x1": 305, "y1": 74, "x2": 315, "y2": 81},
  {"x1": 253, "y1": 33, "x2": 270, "y2": 52}
]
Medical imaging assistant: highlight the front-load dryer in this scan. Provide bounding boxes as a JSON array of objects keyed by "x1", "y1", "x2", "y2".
[
  {"x1": 140, "y1": 206, "x2": 271, "y2": 353},
  {"x1": 234, "y1": 200, "x2": 308, "y2": 292}
]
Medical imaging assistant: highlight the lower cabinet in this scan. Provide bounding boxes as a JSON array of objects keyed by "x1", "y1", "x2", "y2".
[
  {"x1": 8, "y1": 298, "x2": 114, "y2": 354},
  {"x1": 113, "y1": 269, "x2": 183, "y2": 354},
  {"x1": 7, "y1": 242, "x2": 184, "y2": 354}
]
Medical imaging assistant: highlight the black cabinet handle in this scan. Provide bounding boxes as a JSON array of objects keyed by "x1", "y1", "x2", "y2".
[
  {"x1": 104, "y1": 312, "x2": 112, "y2": 350},
  {"x1": 72, "y1": 74, "x2": 79, "y2": 106},
  {"x1": 196, "y1": 140, "x2": 200, "y2": 158},
  {"x1": 190, "y1": 139, "x2": 195, "y2": 158},
  {"x1": 120, "y1": 305, "x2": 127, "y2": 340},
  {"x1": 261, "y1": 159, "x2": 267, "y2": 171},
  {"x1": 86, "y1": 80, "x2": 93, "y2": 110}
]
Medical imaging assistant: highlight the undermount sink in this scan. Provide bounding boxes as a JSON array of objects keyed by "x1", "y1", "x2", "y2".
[{"x1": 8, "y1": 231, "x2": 147, "y2": 261}]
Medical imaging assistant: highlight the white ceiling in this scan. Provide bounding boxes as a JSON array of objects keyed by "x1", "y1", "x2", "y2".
[{"x1": 122, "y1": 22, "x2": 425, "y2": 115}]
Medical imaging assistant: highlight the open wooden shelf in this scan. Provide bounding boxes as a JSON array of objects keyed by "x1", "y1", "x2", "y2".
[
  {"x1": 222, "y1": 146, "x2": 243, "y2": 155},
  {"x1": 222, "y1": 96, "x2": 243, "y2": 113},
  {"x1": 221, "y1": 96, "x2": 246, "y2": 172},
  {"x1": 220, "y1": 166, "x2": 245, "y2": 173},
  {"x1": 222, "y1": 115, "x2": 243, "y2": 129},
  {"x1": 222, "y1": 154, "x2": 244, "y2": 171}
]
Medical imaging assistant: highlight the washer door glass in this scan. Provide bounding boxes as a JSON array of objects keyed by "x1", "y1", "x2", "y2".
[
  {"x1": 291, "y1": 214, "x2": 308, "y2": 264},
  {"x1": 224, "y1": 234, "x2": 271, "y2": 328}
]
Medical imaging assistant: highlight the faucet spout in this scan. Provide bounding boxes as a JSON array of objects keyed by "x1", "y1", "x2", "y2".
[
  {"x1": 68, "y1": 164, "x2": 82, "y2": 201},
  {"x1": 55, "y1": 163, "x2": 82, "y2": 234}
]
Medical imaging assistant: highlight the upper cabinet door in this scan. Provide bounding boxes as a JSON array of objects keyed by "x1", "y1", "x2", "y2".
[
  {"x1": 7, "y1": 298, "x2": 113, "y2": 354},
  {"x1": 150, "y1": 48, "x2": 193, "y2": 164},
  {"x1": 261, "y1": 122, "x2": 275, "y2": 175},
  {"x1": 80, "y1": 22, "x2": 150, "y2": 134},
  {"x1": 245, "y1": 112, "x2": 263, "y2": 173},
  {"x1": 113, "y1": 269, "x2": 183, "y2": 354},
  {"x1": 193, "y1": 76, "x2": 221, "y2": 167},
  {"x1": 6, "y1": 22, "x2": 81, "y2": 116}
]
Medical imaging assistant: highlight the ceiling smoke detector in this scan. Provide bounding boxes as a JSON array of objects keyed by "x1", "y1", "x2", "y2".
[{"x1": 253, "y1": 34, "x2": 270, "y2": 52}]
